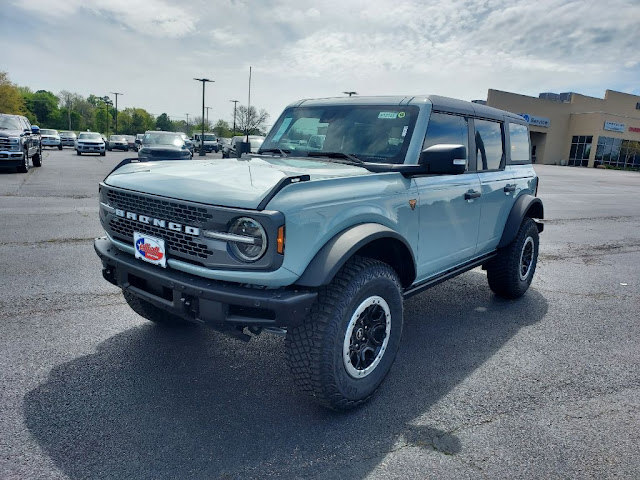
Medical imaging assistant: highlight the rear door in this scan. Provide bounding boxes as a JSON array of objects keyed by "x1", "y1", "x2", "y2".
[
  {"x1": 414, "y1": 111, "x2": 481, "y2": 281},
  {"x1": 472, "y1": 118, "x2": 516, "y2": 254}
]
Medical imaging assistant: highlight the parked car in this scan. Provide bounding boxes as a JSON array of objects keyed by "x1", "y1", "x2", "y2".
[
  {"x1": 95, "y1": 94, "x2": 544, "y2": 410},
  {"x1": 125, "y1": 135, "x2": 137, "y2": 152},
  {"x1": 177, "y1": 132, "x2": 195, "y2": 155},
  {"x1": 222, "y1": 135, "x2": 265, "y2": 158},
  {"x1": 192, "y1": 132, "x2": 219, "y2": 152},
  {"x1": 108, "y1": 135, "x2": 129, "y2": 151},
  {"x1": 59, "y1": 131, "x2": 77, "y2": 147},
  {"x1": 40, "y1": 129, "x2": 62, "y2": 150},
  {"x1": 0, "y1": 113, "x2": 42, "y2": 172},
  {"x1": 137, "y1": 131, "x2": 192, "y2": 161},
  {"x1": 76, "y1": 132, "x2": 105, "y2": 156}
]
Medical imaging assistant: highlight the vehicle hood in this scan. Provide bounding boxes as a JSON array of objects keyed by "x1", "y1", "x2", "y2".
[
  {"x1": 78, "y1": 139, "x2": 104, "y2": 144},
  {"x1": 105, "y1": 156, "x2": 370, "y2": 209},
  {"x1": 0, "y1": 129, "x2": 24, "y2": 138}
]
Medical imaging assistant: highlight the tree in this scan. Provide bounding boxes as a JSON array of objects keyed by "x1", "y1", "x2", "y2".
[
  {"x1": 95, "y1": 103, "x2": 111, "y2": 134},
  {"x1": 213, "y1": 119, "x2": 231, "y2": 138},
  {"x1": 59, "y1": 90, "x2": 83, "y2": 130},
  {"x1": 236, "y1": 105, "x2": 269, "y2": 135},
  {"x1": 155, "y1": 113, "x2": 173, "y2": 132},
  {"x1": 0, "y1": 72, "x2": 26, "y2": 114}
]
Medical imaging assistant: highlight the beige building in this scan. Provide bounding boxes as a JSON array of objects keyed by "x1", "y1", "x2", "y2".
[{"x1": 482, "y1": 89, "x2": 640, "y2": 169}]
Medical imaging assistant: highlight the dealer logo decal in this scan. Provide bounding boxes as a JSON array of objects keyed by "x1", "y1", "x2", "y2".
[{"x1": 135, "y1": 237, "x2": 164, "y2": 261}]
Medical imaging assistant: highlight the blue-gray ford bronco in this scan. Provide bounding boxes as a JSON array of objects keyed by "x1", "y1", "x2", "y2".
[{"x1": 95, "y1": 95, "x2": 543, "y2": 410}]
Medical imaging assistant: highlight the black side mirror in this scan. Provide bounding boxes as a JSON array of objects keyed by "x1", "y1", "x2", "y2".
[{"x1": 419, "y1": 144, "x2": 467, "y2": 174}]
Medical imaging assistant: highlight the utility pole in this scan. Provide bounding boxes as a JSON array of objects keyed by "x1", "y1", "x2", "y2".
[
  {"x1": 230, "y1": 99, "x2": 239, "y2": 134},
  {"x1": 110, "y1": 92, "x2": 123, "y2": 134},
  {"x1": 343, "y1": 91, "x2": 357, "y2": 97},
  {"x1": 246, "y1": 66, "x2": 252, "y2": 142},
  {"x1": 185, "y1": 113, "x2": 190, "y2": 134},
  {"x1": 64, "y1": 93, "x2": 72, "y2": 130},
  {"x1": 205, "y1": 106, "x2": 212, "y2": 131},
  {"x1": 193, "y1": 78, "x2": 214, "y2": 156}
]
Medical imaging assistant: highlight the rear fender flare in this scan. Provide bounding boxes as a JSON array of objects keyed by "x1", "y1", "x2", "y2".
[{"x1": 498, "y1": 194, "x2": 544, "y2": 248}]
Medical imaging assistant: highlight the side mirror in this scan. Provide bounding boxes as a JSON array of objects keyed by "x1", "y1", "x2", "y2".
[
  {"x1": 419, "y1": 144, "x2": 467, "y2": 174},
  {"x1": 31, "y1": 125, "x2": 40, "y2": 134}
]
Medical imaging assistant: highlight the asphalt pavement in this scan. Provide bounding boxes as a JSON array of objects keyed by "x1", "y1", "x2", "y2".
[{"x1": 0, "y1": 149, "x2": 638, "y2": 479}]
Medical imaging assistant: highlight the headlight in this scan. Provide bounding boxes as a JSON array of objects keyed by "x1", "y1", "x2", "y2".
[{"x1": 204, "y1": 217, "x2": 267, "y2": 262}]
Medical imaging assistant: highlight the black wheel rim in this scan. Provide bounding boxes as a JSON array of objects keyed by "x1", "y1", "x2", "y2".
[
  {"x1": 343, "y1": 296, "x2": 391, "y2": 379},
  {"x1": 519, "y1": 236, "x2": 534, "y2": 281}
]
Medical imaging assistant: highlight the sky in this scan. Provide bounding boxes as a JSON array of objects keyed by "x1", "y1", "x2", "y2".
[{"x1": 2, "y1": 0, "x2": 639, "y2": 129}]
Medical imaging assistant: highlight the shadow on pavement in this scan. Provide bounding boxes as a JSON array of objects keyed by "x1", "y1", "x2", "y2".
[{"x1": 24, "y1": 271, "x2": 547, "y2": 479}]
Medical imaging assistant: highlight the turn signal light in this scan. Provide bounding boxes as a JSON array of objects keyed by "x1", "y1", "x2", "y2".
[{"x1": 277, "y1": 226, "x2": 285, "y2": 254}]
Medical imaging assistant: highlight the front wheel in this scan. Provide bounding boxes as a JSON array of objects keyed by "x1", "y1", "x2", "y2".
[
  {"x1": 58, "y1": 145, "x2": 62, "y2": 150},
  {"x1": 487, "y1": 217, "x2": 539, "y2": 298},
  {"x1": 286, "y1": 257, "x2": 403, "y2": 410},
  {"x1": 76, "y1": 150, "x2": 81, "y2": 156}
]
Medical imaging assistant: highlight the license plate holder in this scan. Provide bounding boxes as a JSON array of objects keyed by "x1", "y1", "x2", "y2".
[{"x1": 134, "y1": 231, "x2": 167, "y2": 268}]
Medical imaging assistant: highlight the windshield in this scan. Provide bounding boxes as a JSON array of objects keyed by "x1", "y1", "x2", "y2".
[
  {"x1": 143, "y1": 132, "x2": 184, "y2": 147},
  {"x1": 61, "y1": 131, "x2": 76, "y2": 137},
  {"x1": 78, "y1": 133, "x2": 102, "y2": 140},
  {"x1": 41, "y1": 129, "x2": 58, "y2": 135},
  {"x1": 110, "y1": 135, "x2": 126, "y2": 141},
  {"x1": 0, "y1": 116, "x2": 23, "y2": 130},
  {"x1": 260, "y1": 105, "x2": 418, "y2": 163},
  {"x1": 204, "y1": 135, "x2": 217, "y2": 141}
]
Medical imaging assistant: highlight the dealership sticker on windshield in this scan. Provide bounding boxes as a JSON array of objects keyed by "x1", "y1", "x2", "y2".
[
  {"x1": 378, "y1": 111, "x2": 398, "y2": 119},
  {"x1": 134, "y1": 232, "x2": 167, "y2": 267}
]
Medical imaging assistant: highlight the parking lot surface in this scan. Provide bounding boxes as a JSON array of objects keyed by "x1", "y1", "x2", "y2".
[{"x1": 1, "y1": 149, "x2": 638, "y2": 479}]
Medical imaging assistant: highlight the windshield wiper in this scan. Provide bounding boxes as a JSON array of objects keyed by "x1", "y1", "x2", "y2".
[
  {"x1": 307, "y1": 151, "x2": 364, "y2": 166},
  {"x1": 259, "y1": 148, "x2": 290, "y2": 157}
]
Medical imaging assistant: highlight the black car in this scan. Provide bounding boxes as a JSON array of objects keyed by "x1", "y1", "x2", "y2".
[{"x1": 138, "y1": 131, "x2": 192, "y2": 161}]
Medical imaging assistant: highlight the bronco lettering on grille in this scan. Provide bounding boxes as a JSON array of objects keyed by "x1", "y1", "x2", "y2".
[{"x1": 115, "y1": 209, "x2": 200, "y2": 236}]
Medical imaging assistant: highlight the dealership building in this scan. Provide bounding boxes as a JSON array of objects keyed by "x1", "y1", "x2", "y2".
[{"x1": 479, "y1": 89, "x2": 640, "y2": 169}]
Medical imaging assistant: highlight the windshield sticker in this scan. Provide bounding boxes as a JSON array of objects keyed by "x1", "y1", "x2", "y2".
[
  {"x1": 272, "y1": 117, "x2": 293, "y2": 142},
  {"x1": 378, "y1": 112, "x2": 398, "y2": 119},
  {"x1": 398, "y1": 111, "x2": 406, "y2": 118},
  {"x1": 401, "y1": 125, "x2": 408, "y2": 137}
]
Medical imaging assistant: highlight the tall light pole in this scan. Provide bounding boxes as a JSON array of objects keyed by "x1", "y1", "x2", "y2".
[
  {"x1": 194, "y1": 78, "x2": 213, "y2": 156},
  {"x1": 205, "y1": 106, "x2": 212, "y2": 131},
  {"x1": 185, "y1": 113, "x2": 190, "y2": 134},
  {"x1": 343, "y1": 91, "x2": 357, "y2": 97},
  {"x1": 110, "y1": 92, "x2": 123, "y2": 134},
  {"x1": 230, "y1": 99, "x2": 239, "y2": 134}
]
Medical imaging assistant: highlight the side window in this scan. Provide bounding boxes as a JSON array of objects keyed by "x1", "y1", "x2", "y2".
[
  {"x1": 508, "y1": 123, "x2": 530, "y2": 163},
  {"x1": 474, "y1": 119, "x2": 504, "y2": 171},
  {"x1": 422, "y1": 112, "x2": 469, "y2": 168}
]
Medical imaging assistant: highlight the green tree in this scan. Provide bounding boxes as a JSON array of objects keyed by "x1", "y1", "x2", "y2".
[
  {"x1": 213, "y1": 119, "x2": 231, "y2": 137},
  {"x1": 0, "y1": 71, "x2": 26, "y2": 114},
  {"x1": 95, "y1": 103, "x2": 111, "y2": 134},
  {"x1": 23, "y1": 90, "x2": 60, "y2": 127},
  {"x1": 155, "y1": 113, "x2": 173, "y2": 131}
]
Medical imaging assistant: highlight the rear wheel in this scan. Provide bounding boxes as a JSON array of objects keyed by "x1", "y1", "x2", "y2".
[
  {"x1": 286, "y1": 257, "x2": 403, "y2": 410},
  {"x1": 487, "y1": 217, "x2": 539, "y2": 298}
]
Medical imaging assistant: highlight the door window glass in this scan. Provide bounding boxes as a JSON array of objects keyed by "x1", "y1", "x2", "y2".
[
  {"x1": 475, "y1": 119, "x2": 504, "y2": 170},
  {"x1": 422, "y1": 112, "x2": 469, "y2": 167},
  {"x1": 508, "y1": 123, "x2": 530, "y2": 162}
]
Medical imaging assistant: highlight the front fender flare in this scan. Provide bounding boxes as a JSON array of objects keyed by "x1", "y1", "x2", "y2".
[
  {"x1": 498, "y1": 194, "x2": 544, "y2": 248},
  {"x1": 296, "y1": 223, "x2": 415, "y2": 287}
]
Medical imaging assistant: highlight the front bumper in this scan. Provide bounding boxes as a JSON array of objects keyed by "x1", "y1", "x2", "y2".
[
  {"x1": 0, "y1": 151, "x2": 25, "y2": 166},
  {"x1": 77, "y1": 144, "x2": 105, "y2": 153},
  {"x1": 42, "y1": 139, "x2": 61, "y2": 147},
  {"x1": 95, "y1": 237, "x2": 317, "y2": 328},
  {"x1": 109, "y1": 144, "x2": 128, "y2": 150}
]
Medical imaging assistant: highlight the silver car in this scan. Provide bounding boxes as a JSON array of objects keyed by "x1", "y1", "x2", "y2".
[
  {"x1": 40, "y1": 129, "x2": 62, "y2": 150},
  {"x1": 76, "y1": 132, "x2": 106, "y2": 156}
]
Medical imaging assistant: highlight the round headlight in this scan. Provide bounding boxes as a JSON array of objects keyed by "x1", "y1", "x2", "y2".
[{"x1": 228, "y1": 217, "x2": 267, "y2": 262}]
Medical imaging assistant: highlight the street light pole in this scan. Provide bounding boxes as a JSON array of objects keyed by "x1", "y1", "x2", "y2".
[
  {"x1": 194, "y1": 78, "x2": 213, "y2": 156},
  {"x1": 230, "y1": 99, "x2": 239, "y2": 134},
  {"x1": 110, "y1": 92, "x2": 123, "y2": 134},
  {"x1": 205, "y1": 106, "x2": 212, "y2": 131}
]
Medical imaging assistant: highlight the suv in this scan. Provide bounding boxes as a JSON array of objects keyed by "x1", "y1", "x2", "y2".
[
  {"x1": 222, "y1": 135, "x2": 265, "y2": 158},
  {"x1": 108, "y1": 135, "x2": 129, "y2": 151},
  {"x1": 40, "y1": 129, "x2": 62, "y2": 150},
  {"x1": 60, "y1": 131, "x2": 77, "y2": 147},
  {"x1": 76, "y1": 132, "x2": 106, "y2": 156},
  {"x1": 0, "y1": 113, "x2": 42, "y2": 173},
  {"x1": 94, "y1": 95, "x2": 543, "y2": 410}
]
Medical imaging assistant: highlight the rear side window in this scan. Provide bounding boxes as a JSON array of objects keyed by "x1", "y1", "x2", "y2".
[
  {"x1": 508, "y1": 123, "x2": 530, "y2": 163},
  {"x1": 475, "y1": 119, "x2": 504, "y2": 170},
  {"x1": 422, "y1": 112, "x2": 469, "y2": 166}
]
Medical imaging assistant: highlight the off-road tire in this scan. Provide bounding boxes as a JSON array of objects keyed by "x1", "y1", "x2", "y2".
[
  {"x1": 77, "y1": 150, "x2": 81, "y2": 156},
  {"x1": 100, "y1": 151, "x2": 106, "y2": 156},
  {"x1": 123, "y1": 289, "x2": 190, "y2": 326},
  {"x1": 17, "y1": 150, "x2": 29, "y2": 173},
  {"x1": 487, "y1": 217, "x2": 539, "y2": 299},
  {"x1": 32, "y1": 148, "x2": 42, "y2": 167},
  {"x1": 285, "y1": 256, "x2": 403, "y2": 410}
]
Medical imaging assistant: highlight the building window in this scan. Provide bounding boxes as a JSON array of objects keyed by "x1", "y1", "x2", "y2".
[
  {"x1": 568, "y1": 135, "x2": 592, "y2": 167},
  {"x1": 596, "y1": 136, "x2": 640, "y2": 170}
]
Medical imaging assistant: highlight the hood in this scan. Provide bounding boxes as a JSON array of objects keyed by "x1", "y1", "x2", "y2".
[
  {"x1": 0, "y1": 129, "x2": 24, "y2": 138},
  {"x1": 105, "y1": 156, "x2": 370, "y2": 209}
]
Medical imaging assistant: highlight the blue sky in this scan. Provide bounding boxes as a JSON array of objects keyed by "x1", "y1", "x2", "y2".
[{"x1": 3, "y1": 0, "x2": 639, "y2": 128}]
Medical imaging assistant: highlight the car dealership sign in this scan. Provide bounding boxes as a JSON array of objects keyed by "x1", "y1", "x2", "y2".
[{"x1": 519, "y1": 113, "x2": 550, "y2": 128}]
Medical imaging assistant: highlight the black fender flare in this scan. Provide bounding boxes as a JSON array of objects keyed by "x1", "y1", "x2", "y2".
[
  {"x1": 296, "y1": 223, "x2": 416, "y2": 287},
  {"x1": 498, "y1": 194, "x2": 544, "y2": 248}
]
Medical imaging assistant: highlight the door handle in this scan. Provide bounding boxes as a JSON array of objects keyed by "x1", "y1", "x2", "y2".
[
  {"x1": 464, "y1": 190, "x2": 481, "y2": 200},
  {"x1": 504, "y1": 184, "x2": 516, "y2": 193}
]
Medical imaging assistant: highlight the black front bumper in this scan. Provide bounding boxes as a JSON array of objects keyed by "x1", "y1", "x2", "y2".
[{"x1": 94, "y1": 237, "x2": 317, "y2": 328}]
